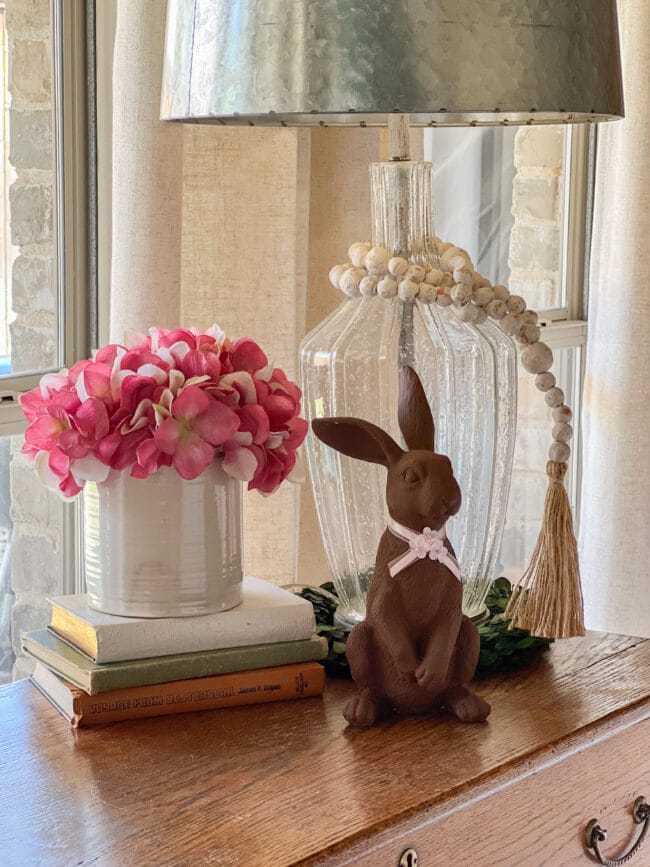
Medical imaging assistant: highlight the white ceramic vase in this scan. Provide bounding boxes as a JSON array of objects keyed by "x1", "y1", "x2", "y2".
[{"x1": 83, "y1": 462, "x2": 243, "y2": 617}]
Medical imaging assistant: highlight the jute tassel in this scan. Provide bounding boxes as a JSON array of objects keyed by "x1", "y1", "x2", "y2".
[{"x1": 505, "y1": 461, "x2": 585, "y2": 639}]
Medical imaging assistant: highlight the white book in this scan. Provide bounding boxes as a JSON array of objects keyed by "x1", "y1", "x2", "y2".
[{"x1": 48, "y1": 577, "x2": 316, "y2": 663}]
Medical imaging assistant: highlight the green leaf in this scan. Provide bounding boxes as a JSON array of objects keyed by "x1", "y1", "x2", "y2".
[{"x1": 302, "y1": 576, "x2": 551, "y2": 681}]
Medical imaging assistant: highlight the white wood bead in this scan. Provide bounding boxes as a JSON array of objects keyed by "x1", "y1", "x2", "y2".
[
  {"x1": 552, "y1": 404, "x2": 573, "y2": 424},
  {"x1": 473, "y1": 286, "x2": 494, "y2": 307},
  {"x1": 472, "y1": 272, "x2": 492, "y2": 289},
  {"x1": 453, "y1": 266, "x2": 473, "y2": 286},
  {"x1": 450, "y1": 283, "x2": 472, "y2": 306},
  {"x1": 506, "y1": 295, "x2": 526, "y2": 315},
  {"x1": 364, "y1": 245, "x2": 390, "y2": 270},
  {"x1": 535, "y1": 372, "x2": 556, "y2": 392},
  {"x1": 552, "y1": 422, "x2": 573, "y2": 442},
  {"x1": 549, "y1": 441, "x2": 571, "y2": 463},
  {"x1": 424, "y1": 268, "x2": 444, "y2": 285},
  {"x1": 486, "y1": 299, "x2": 507, "y2": 319},
  {"x1": 339, "y1": 267, "x2": 365, "y2": 297},
  {"x1": 359, "y1": 275, "x2": 378, "y2": 297},
  {"x1": 405, "y1": 264, "x2": 426, "y2": 283},
  {"x1": 517, "y1": 323, "x2": 541, "y2": 345},
  {"x1": 398, "y1": 278, "x2": 420, "y2": 301},
  {"x1": 368, "y1": 262, "x2": 389, "y2": 279},
  {"x1": 456, "y1": 302, "x2": 478, "y2": 322},
  {"x1": 492, "y1": 284, "x2": 510, "y2": 302},
  {"x1": 329, "y1": 265, "x2": 347, "y2": 289},
  {"x1": 438, "y1": 241, "x2": 454, "y2": 254},
  {"x1": 449, "y1": 255, "x2": 472, "y2": 274},
  {"x1": 440, "y1": 245, "x2": 461, "y2": 263},
  {"x1": 521, "y1": 310, "x2": 539, "y2": 325},
  {"x1": 500, "y1": 312, "x2": 523, "y2": 337},
  {"x1": 435, "y1": 291, "x2": 453, "y2": 308},
  {"x1": 521, "y1": 341, "x2": 553, "y2": 374},
  {"x1": 348, "y1": 241, "x2": 371, "y2": 268},
  {"x1": 544, "y1": 386, "x2": 565, "y2": 408},
  {"x1": 388, "y1": 256, "x2": 409, "y2": 277},
  {"x1": 473, "y1": 306, "x2": 488, "y2": 324},
  {"x1": 417, "y1": 284, "x2": 437, "y2": 304},
  {"x1": 377, "y1": 276, "x2": 398, "y2": 298},
  {"x1": 440, "y1": 272, "x2": 455, "y2": 288}
]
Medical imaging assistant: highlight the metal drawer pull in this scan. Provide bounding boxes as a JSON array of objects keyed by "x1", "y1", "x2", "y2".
[
  {"x1": 398, "y1": 849, "x2": 418, "y2": 867},
  {"x1": 585, "y1": 796, "x2": 649, "y2": 865}
]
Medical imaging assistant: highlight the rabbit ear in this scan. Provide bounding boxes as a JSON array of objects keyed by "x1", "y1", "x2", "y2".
[
  {"x1": 312, "y1": 417, "x2": 403, "y2": 467},
  {"x1": 398, "y1": 366, "x2": 435, "y2": 451}
]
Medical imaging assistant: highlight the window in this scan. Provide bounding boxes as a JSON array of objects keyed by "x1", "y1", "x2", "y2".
[
  {"x1": 0, "y1": 0, "x2": 93, "y2": 683},
  {"x1": 426, "y1": 124, "x2": 590, "y2": 582}
]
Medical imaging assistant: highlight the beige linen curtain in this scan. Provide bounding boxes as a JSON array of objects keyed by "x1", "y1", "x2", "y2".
[
  {"x1": 106, "y1": 0, "x2": 391, "y2": 585},
  {"x1": 580, "y1": 0, "x2": 650, "y2": 637}
]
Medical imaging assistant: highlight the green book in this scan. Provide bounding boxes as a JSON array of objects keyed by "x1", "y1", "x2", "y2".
[{"x1": 22, "y1": 630, "x2": 328, "y2": 695}]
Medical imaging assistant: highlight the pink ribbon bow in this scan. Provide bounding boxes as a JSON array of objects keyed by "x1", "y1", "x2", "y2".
[{"x1": 387, "y1": 516, "x2": 461, "y2": 581}]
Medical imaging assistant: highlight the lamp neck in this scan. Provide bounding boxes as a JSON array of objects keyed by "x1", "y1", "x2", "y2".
[{"x1": 370, "y1": 160, "x2": 438, "y2": 264}]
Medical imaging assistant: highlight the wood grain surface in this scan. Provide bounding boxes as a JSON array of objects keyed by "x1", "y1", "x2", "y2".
[
  {"x1": 0, "y1": 632, "x2": 648, "y2": 866},
  {"x1": 340, "y1": 712, "x2": 650, "y2": 866}
]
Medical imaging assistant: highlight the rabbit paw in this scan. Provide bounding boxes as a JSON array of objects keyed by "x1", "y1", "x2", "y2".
[
  {"x1": 414, "y1": 662, "x2": 443, "y2": 692},
  {"x1": 344, "y1": 691, "x2": 389, "y2": 727},
  {"x1": 443, "y1": 686, "x2": 491, "y2": 723},
  {"x1": 394, "y1": 647, "x2": 419, "y2": 675}
]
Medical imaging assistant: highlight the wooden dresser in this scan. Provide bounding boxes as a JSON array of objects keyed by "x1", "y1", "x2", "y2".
[{"x1": 0, "y1": 632, "x2": 648, "y2": 866}]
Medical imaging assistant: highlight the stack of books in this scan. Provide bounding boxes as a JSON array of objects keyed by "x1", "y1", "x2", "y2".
[{"x1": 22, "y1": 576, "x2": 327, "y2": 727}]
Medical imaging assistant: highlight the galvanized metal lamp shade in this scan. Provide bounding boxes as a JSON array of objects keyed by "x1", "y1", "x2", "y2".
[{"x1": 160, "y1": 0, "x2": 623, "y2": 126}]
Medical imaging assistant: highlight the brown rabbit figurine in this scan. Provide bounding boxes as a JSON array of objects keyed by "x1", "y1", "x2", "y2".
[{"x1": 312, "y1": 366, "x2": 491, "y2": 727}]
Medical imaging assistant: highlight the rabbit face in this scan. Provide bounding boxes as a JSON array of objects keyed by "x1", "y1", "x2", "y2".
[{"x1": 386, "y1": 450, "x2": 462, "y2": 532}]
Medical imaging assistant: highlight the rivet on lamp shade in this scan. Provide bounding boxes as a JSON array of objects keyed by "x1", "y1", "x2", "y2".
[{"x1": 160, "y1": 0, "x2": 624, "y2": 127}]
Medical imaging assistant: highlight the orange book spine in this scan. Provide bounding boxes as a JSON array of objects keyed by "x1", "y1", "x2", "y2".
[{"x1": 70, "y1": 663, "x2": 325, "y2": 727}]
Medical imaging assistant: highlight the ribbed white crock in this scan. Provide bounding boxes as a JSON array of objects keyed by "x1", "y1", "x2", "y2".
[{"x1": 83, "y1": 462, "x2": 242, "y2": 617}]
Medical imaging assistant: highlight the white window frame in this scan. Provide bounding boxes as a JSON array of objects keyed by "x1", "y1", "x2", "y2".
[
  {"x1": 540, "y1": 124, "x2": 593, "y2": 525},
  {"x1": 0, "y1": 0, "x2": 95, "y2": 591}
]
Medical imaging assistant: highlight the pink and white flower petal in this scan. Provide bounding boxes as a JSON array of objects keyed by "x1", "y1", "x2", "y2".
[
  {"x1": 170, "y1": 434, "x2": 215, "y2": 480},
  {"x1": 25, "y1": 412, "x2": 69, "y2": 451},
  {"x1": 191, "y1": 397, "x2": 240, "y2": 446},
  {"x1": 75, "y1": 397, "x2": 110, "y2": 441},
  {"x1": 39, "y1": 369, "x2": 70, "y2": 398},
  {"x1": 168, "y1": 340, "x2": 191, "y2": 360},
  {"x1": 70, "y1": 454, "x2": 111, "y2": 485},
  {"x1": 219, "y1": 371, "x2": 256, "y2": 405},
  {"x1": 168, "y1": 369, "x2": 185, "y2": 394},
  {"x1": 34, "y1": 451, "x2": 62, "y2": 491},
  {"x1": 206, "y1": 323, "x2": 228, "y2": 346},
  {"x1": 222, "y1": 444, "x2": 259, "y2": 482},
  {"x1": 136, "y1": 363, "x2": 168, "y2": 383},
  {"x1": 232, "y1": 338, "x2": 268, "y2": 374},
  {"x1": 124, "y1": 328, "x2": 148, "y2": 349}
]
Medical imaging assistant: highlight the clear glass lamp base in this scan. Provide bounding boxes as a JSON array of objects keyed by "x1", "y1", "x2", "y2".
[
  {"x1": 300, "y1": 159, "x2": 517, "y2": 628},
  {"x1": 333, "y1": 602, "x2": 490, "y2": 632}
]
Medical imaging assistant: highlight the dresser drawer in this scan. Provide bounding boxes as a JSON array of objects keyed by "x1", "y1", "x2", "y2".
[{"x1": 333, "y1": 714, "x2": 650, "y2": 867}]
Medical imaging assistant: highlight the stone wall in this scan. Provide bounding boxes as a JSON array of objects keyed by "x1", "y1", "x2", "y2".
[
  {"x1": 5, "y1": 0, "x2": 63, "y2": 681},
  {"x1": 500, "y1": 125, "x2": 568, "y2": 579},
  {"x1": 508, "y1": 126, "x2": 564, "y2": 311},
  {"x1": 7, "y1": 0, "x2": 56, "y2": 374}
]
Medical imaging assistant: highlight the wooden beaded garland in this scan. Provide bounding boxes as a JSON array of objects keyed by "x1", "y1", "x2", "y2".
[
  {"x1": 535, "y1": 372, "x2": 556, "y2": 392},
  {"x1": 553, "y1": 405, "x2": 573, "y2": 424},
  {"x1": 389, "y1": 257, "x2": 409, "y2": 277},
  {"x1": 327, "y1": 238, "x2": 576, "y2": 466},
  {"x1": 544, "y1": 386, "x2": 565, "y2": 408},
  {"x1": 552, "y1": 422, "x2": 573, "y2": 442}
]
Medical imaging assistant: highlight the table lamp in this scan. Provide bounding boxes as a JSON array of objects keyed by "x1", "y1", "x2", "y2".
[{"x1": 160, "y1": 0, "x2": 623, "y2": 639}]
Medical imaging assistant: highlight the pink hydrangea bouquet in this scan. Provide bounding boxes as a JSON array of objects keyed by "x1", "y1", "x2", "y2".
[{"x1": 19, "y1": 325, "x2": 308, "y2": 499}]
